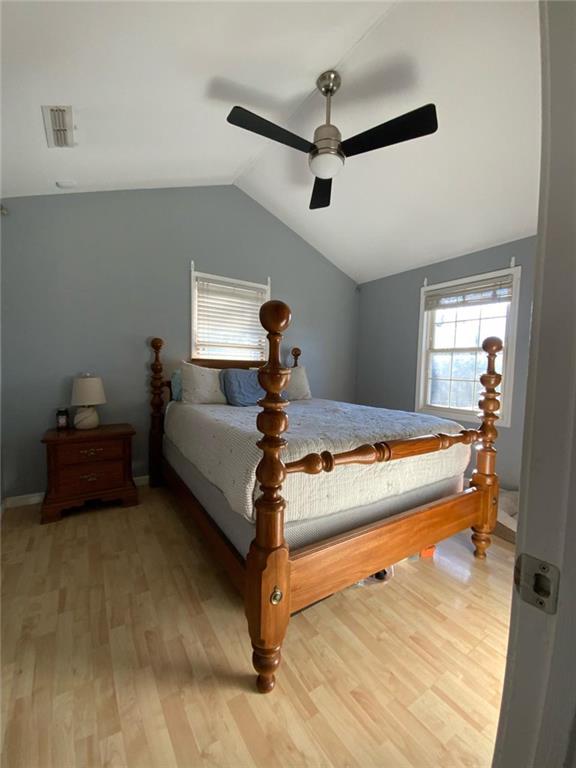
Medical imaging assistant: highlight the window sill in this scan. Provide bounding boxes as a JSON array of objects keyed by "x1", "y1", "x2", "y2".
[{"x1": 417, "y1": 405, "x2": 510, "y2": 429}]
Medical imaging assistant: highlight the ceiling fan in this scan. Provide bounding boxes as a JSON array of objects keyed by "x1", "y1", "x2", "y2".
[{"x1": 227, "y1": 70, "x2": 438, "y2": 210}]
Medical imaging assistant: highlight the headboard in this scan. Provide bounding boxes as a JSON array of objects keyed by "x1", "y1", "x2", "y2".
[
  {"x1": 189, "y1": 347, "x2": 301, "y2": 369},
  {"x1": 189, "y1": 358, "x2": 262, "y2": 370},
  {"x1": 152, "y1": 346, "x2": 302, "y2": 398},
  {"x1": 148, "y1": 339, "x2": 301, "y2": 486}
]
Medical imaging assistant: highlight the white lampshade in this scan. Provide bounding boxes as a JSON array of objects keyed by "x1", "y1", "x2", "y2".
[{"x1": 71, "y1": 375, "x2": 106, "y2": 406}]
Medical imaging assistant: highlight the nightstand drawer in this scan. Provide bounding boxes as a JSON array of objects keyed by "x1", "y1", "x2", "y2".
[
  {"x1": 58, "y1": 440, "x2": 124, "y2": 465},
  {"x1": 58, "y1": 461, "x2": 125, "y2": 495}
]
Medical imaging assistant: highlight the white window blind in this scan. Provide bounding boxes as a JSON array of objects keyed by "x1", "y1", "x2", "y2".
[
  {"x1": 191, "y1": 267, "x2": 271, "y2": 360},
  {"x1": 424, "y1": 274, "x2": 513, "y2": 311},
  {"x1": 415, "y1": 267, "x2": 521, "y2": 427}
]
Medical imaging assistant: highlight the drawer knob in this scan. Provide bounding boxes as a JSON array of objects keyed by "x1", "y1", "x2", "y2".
[
  {"x1": 80, "y1": 447, "x2": 104, "y2": 456},
  {"x1": 80, "y1": 474, "x2": 97, "y2": 482}
]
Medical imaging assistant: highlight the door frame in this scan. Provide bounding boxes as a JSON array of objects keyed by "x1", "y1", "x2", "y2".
[{"x1": 493, "y1": 3, "x2": 576, "y2": 766}]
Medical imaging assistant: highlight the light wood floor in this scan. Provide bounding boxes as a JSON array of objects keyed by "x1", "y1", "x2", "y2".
[{"x1": 1, "y1": 488, "x2": 514, "y2": 768}]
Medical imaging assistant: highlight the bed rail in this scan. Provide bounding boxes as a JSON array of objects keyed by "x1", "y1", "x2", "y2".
[{"x1": 285, "y1": 429, "x2": 481, "y2": 474}]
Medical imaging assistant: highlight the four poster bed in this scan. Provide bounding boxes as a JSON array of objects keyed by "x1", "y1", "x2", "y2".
[{"x1": 149, "y1": 300, "x2": 502, "y2": 694}]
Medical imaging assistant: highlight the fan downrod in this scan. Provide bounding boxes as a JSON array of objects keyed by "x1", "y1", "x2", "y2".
[{"x1": 316, "y1": 70, "x2": 341, "y2": 97}]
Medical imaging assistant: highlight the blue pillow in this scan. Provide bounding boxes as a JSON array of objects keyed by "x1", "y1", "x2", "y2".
[
  {"x1": 171, "y1": 370, "x2": 182, "y2": 401},
  {"x1": 219, "y1": 369, "x2": 265, "y2": 407}
]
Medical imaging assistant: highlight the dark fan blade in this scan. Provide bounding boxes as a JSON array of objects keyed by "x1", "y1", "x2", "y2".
[
  {"x1": 227, "y1": 106, "x2": 313, "y2": 153},
  {"x1": 341, "y1": 104, "x2": 438, "y2": 158},
  {"x1": 309, "y1": 177, "x2": 332, "y2": 209}
]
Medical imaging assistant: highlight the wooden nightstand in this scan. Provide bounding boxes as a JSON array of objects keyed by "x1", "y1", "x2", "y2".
[{"x1": 41, "y1": 423, "x2": 138, "y2": 523}]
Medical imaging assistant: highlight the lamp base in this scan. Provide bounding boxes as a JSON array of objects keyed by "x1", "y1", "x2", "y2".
[{"x1": 74, "y1": 406, "x2": 100, "y2": 430}]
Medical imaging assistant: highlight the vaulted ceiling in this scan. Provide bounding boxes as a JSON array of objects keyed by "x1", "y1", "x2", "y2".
[{"x1": 1, "y1": 1, "x2": 541, "y2": 283}]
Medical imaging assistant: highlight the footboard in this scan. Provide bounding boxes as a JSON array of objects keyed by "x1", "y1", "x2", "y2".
[
  {"x1": 289, "y1": 488, "x2": 482, "y2": 612},
  {"x1": 246, "y1": 299, "x2": 502, "y2": 693}
]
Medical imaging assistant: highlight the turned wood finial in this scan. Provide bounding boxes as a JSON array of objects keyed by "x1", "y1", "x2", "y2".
[
  {"x1": 149, "y1": 338, "x2": 165, "y2": 487},
  {"x1": 246, "y1": 300, "x2": 292, "y2": 694},
  {"x1": 471, "y1": 336, "x2": 503, "y2": 559},
  {"x1": 260, "y1": 300, "x2": 291, "y2": 334},
  {"x1": 150, "y1": 338, "x2": 165, "y2": 412},
  {"x1": 259, "y1": 301, "x2": 291, "y2": 386},
  {"x1": 478, "y1": 336, "x2": 503, "y2": 449},
  {"x1": 482, "y1": 336, "x2": 503, "y2": 356},
  {"x1": 291, "y1": 347, "x2": 302, "y2": 367}
]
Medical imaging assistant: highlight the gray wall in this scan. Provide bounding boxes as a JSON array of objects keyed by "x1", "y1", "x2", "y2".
[
  {"x1": 1, "y1": 186, "x2": 358, "y2": 496},
  {"x1": 356, "y1": 237, "x2": 536, "y2": 490},
  {"x1": 1, "y1": 183, "x2": 535, "y2": 497}
]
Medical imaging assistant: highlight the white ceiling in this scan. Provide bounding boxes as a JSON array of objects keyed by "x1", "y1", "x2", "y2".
[
  {"x1": 237, "y1": 2, "x2": 541, "y2": 282},
  {"x1": 2, "y1": 1, "x2": 541, "y2": 283},
  {"x1": 1, "y1": 2, "x2": 385, "y2": 193}
]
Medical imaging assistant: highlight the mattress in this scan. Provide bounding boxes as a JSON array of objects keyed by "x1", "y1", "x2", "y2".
[
  {"x1": 164, "y1": 398, "x2": 470, "y2": 525},
  {"x1": 164, "y1": 437, "x2": 464, "y2": 557}
]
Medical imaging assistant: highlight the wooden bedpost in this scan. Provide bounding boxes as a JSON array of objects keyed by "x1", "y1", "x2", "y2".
[
  {"x1": 470, "y1": 336, "x2": 503, "y2": 558},
  {"x1": 245, "y1": 300, "x2": 292, "y2": 693},
  {"x1": 149, "y1": 337, "x2": 165, "y2": 488}
]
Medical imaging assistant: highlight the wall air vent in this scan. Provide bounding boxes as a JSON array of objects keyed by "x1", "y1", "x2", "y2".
[{"x1": 41, "y1": 105, "x2": 75, "y2": 148}]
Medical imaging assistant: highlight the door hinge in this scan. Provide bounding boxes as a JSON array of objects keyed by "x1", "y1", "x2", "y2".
[{"x1": 514, "y1": 553, "x2": 560, "y2": 615}]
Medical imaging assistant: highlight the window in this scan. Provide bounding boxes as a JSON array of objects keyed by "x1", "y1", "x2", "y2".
[
  {"x1": 191, "y1": 264, "x2": 271, "y2": 361},
  {"x1": 415, "y1": 267, "x2": 521, "y2": 427}
]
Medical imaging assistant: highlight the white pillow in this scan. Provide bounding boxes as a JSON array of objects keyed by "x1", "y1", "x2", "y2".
[
  {"x1": 286, "y1": 366, "x2": 312, "y2": 401},
  {"x1": 181, "y1": 362, "x2": 226, "y2": 404}
]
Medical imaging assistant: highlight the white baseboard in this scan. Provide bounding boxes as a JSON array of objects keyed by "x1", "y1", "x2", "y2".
[
  {"x1": 3, "y1": 475, "x2": 150, "y2": 509},
  {"x1": 4, "y1": 492, "x2": 44, "y2": 509}
]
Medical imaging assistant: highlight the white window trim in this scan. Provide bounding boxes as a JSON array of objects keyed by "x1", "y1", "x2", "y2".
[
  {"x1": 415, "y1": 266, "x2": 522, "y2": 429},
  {"x1": 190, "y1": 261, "x2": 271, "y2": 360}
]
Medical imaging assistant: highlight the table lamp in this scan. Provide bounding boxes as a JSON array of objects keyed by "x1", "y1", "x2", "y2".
[{"x1": 71, "y1": 374, "x2": 106, "y2": 429}]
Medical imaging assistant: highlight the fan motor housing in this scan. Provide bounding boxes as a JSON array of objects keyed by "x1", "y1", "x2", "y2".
[{"x1": 310, "y1": 123, "x2": 345, "y2": 161}]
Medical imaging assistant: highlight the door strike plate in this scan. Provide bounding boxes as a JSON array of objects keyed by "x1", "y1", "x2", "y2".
[{"x1": 514, "y1": 553, "x2": 559, "y2": 615}]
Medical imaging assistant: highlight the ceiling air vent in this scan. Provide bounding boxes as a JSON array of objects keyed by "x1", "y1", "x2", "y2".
[{"x1": 41, "y1": 105, "x2": 75, "y2": 148}]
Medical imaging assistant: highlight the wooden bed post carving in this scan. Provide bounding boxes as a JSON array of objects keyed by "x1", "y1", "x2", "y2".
[
  {"x1": 149, "y1": 337, "x2": 165, "y2": 488},
  {"x1": 245, "y1": 300, "x2": 292, "y2": 693},
  {"x1": 470, "y1": 336, "x2": 503, "y2": 558}
]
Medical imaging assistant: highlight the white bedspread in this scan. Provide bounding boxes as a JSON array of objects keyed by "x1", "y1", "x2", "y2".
[{"x1": 164, "y1": 399, "x2": 470, "y2": 524}]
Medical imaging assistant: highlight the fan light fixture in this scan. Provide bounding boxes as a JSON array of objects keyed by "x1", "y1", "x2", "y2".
[
  {"x1": 308, "y1": 151, "x2": 344, "y2": 179},
  {"x1": 226, "y1": 69, "x2": 438, "y2": 209}
]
